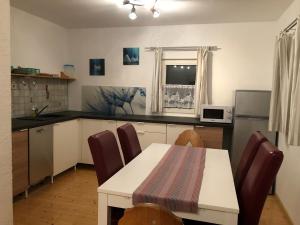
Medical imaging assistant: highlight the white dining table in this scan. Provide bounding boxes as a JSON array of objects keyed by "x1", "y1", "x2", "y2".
[{"x1": 98, "y1": 143, "x2": 239, "y2": 225}]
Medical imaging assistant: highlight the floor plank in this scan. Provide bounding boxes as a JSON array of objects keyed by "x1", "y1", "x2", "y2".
[{"x1": 13, "y1": 166, "x2": 292, "y2": 225}]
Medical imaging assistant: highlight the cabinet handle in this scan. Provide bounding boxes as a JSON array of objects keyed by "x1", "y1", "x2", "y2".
[
  {"x1": 195, "y1": 126, "x2": 205, "y2": 128},
  {"x1": 137, "y1": 122, "x2": 144, "y2": 125},
  {"x1": 137, "y1": 131, "x2": 145, "y2": 135},
  {"x1": 167, "y1": 124, "x2": 176, "y2": 127},
  {"x1": 19, "y1": 129, "x2": 28, "y2": 132},
  {"x1": 36, "y1": 128, "x2": 44, "y2": 133}
]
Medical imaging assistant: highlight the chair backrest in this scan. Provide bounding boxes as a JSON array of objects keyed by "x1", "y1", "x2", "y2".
[
  {"x1": 117, "y1": 123, "x2": 142, "y2": 165},
  {"x1": 175, "y1": 130, "x2": 205, "y2": 148},
  {"x1": 118, "y1": 203, "x2": 183, "y2": 225},
  {"x1": 238, "y1": 141, "x2": 283, "y2": 225},
  {"x1": 88, "y1": 130, "x2": 124, "y2": 186},
  {"x1": 235, "y1": 131, "x2": 267, "y2": 193}
]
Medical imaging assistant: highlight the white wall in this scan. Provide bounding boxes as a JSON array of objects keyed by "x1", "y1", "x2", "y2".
[
  {"x1": 11, "y1": 7, "x2": 69, "y2": 75},
  {"x1": 0, "y1": 0, "x2": 13, "y2": 225},
  {"x1": 275, "y1": 1, "x2": 300, "y2": 224},
  {"x1": 68, "y1": 22, "x2": 276, "y2": 113}
]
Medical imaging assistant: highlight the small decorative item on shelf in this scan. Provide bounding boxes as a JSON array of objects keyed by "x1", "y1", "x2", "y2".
[
  {"x1": 11, "y1": 66, "x2": 40, "y2": 75},
  {"x1": 63, "y1": 64, "x2": 75, "y2": 77},
  {"x1": 39, "y1": 73, "x2": 55, "y2": 78},
  {"x1": 60, "y1": 72, "x2": 72, "y2": 79}
]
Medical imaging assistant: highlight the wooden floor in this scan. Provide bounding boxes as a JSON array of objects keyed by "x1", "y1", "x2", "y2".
[{"x1": 13, "y1": 166, "x2": 292, "y2": 225}]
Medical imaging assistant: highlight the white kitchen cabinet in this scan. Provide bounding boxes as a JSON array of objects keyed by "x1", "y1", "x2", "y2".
[
  {"x1": 166, "y1": 124, "x2": 194, "y2": 145},
  {"x1": 81, "y1": 119, "x2": 117, "y2": 164},
  {"x1": 116, "y1": 121, "x2": 166, "y2": 150},
  {"x1": 137, "y1": 131, "x2": 166, "y2": 150},
  {"x1": 53, "y1": 120, "x2": 81, "y2": 176}
]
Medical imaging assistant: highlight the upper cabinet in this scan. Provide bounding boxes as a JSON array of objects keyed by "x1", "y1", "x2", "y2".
[
  {"x1": 53, "y1": 120, "x2": 81, "y2": 176},
  {"x1": 81, "y1": 119, "x2": 117, "y2": 164}
]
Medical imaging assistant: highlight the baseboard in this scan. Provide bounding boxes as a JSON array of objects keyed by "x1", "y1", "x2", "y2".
[{"x1": 275, "y1": 194, "x2": 294, "y2": 225}]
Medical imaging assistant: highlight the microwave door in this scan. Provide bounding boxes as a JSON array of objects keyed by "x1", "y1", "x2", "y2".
[{"x1": 203, "y1": 109, "x2": 224, "y2": 120}]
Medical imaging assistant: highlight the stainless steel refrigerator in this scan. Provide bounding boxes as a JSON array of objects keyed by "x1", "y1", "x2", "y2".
[{"x1": 231, "y1": 90, "x2": 277, "y2": 176}]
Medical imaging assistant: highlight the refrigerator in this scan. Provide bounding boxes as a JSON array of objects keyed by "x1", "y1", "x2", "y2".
[{"x1": 231, "y1": 90, "x2": 277, "y2": 176}]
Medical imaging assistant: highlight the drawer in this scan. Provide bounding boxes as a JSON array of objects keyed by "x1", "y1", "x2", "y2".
[{"x1": 117, "y1": 121, "x2": 166, "y2": 134}]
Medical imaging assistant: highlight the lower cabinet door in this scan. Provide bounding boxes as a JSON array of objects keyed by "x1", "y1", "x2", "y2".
[
  {"x1": 12, "y1": 130, "x2": 29, "y2": 196},
  {"x1": 81, "y1": 119, "x2": 117, "y2": 164},
  {"x1": 138, "y1": 132, "x2": 166, "y2": 150},
  {"x1": 194, "y1": 126, "x2": 223, "y2": 149},
  {"x1": 53, "y1": 120, "x2": 80, "y2": 176},
  {"x1": 166, "y1": 124, "x2": 194, "y2": 145}
]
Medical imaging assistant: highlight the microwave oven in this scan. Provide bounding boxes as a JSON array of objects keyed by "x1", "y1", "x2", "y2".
[{"x1": 200, "y1": 105, "x2": 233, "y2": 123}]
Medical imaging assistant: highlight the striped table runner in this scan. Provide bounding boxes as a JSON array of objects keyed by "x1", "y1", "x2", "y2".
[{"x1": 132, "y1": 145, "x2": 206, "y2": 213}]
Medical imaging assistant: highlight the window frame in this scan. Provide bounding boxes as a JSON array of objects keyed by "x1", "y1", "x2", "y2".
[{"x1": 162, "y1": 59, "x2": 199, "y2": 115}]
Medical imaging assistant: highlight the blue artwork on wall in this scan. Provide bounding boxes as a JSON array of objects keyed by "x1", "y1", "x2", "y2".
[
  {"x1": 82, "y1": 86, "x2": 146, "y2": 115},
  {"x1": 90, "y1": 59, "x2": 105, "y2": 76},
  {"x1": 123, "y1": 48, "x2": 139, "y2": 65}
]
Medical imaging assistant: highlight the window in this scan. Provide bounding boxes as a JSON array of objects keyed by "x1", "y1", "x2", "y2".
[{"x1": 162, "y1": 60, "x2": 198, "y2": 115}]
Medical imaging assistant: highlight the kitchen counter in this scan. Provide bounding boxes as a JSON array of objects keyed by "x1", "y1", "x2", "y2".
[{"x1": 12, "y1": 111, "x2": 234, "y2": 131}]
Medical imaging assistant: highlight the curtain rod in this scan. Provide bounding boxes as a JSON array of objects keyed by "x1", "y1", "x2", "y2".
[
  {"x1": 145, "y1": 46, "x2": 220, "y2": 51},
  {"x1": 283, "y1": 18, "x2": 298, "y2": 33}
]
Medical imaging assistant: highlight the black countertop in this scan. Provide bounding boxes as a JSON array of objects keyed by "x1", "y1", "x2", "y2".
[{"x1": 12, "y1": 111, "x2": 233, "y2": 131}]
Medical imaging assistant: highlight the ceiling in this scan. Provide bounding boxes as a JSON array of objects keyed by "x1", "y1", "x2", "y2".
[{"x1": 11, "y1": 0, "x2": 293, "y2": 28}]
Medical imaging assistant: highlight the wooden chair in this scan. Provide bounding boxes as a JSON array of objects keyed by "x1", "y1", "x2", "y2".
[
  {"x1": 118, "y1": 203, "x2": 183, "y2": 225},
  {"x1": 175, "y1": 130, "x2": 205, "y2": 148}
]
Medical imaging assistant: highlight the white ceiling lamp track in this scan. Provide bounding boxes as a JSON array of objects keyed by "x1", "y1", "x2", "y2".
[{"x1": 123, "y1": 0, "x2": 160, "y2": 20}]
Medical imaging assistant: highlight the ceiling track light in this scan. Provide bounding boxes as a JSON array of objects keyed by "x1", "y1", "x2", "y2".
[
  {"x1": 151, "y1": 7, "x2": 160, "y2": 18},
  {"x1": 129, "y1": 5, "x2": 137, "y2": 20},
  {"x1": 123, "y1": 0, "x2": 160, "y2": 20}
]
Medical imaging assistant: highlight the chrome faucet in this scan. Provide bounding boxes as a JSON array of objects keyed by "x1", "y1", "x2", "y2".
[{"x1": 32, "y1": 105, "x2": 49, "y2": 117}]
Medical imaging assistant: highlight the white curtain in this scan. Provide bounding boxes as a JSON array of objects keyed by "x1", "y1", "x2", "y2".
[
  {"x1": 163, "y1": 85, "x2": 195, "y2": 109},
  {"x1": 151, "y1": 48, "x2": 163, "y2": 113},
  {"x1": 269, "y1": 34, "x2": 294, "y2": 134},
  {"x1": 269, "y1": 20, "x2": 300, "y2": 146},
  {"x1": 288, "y1": 22, "x2": 300, "y2": 146},
  {"x1": 196, "y1": 47, "x2": 209, "y2": 115}
]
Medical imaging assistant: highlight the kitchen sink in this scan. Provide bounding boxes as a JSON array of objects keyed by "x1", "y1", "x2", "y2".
[
  {"x1": 18, "y1": 114, "x2": 65, "y2": 121},
  {"x1": 38, "y1": 114, "x2": 65, "y2": 118}
]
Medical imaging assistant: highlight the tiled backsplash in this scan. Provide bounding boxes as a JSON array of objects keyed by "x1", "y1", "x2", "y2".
[{"x1": 12, "y1": 77, "x2": 68, "y2": 118}]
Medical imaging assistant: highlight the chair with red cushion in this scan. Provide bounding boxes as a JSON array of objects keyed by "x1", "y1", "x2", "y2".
[
  {"x1": 238, "y1": 141, "x2": 283, "y2": 225},
  {"x1": 117, "y1": 123, "x2": 142, "y2": 165},
  {"x1": 234, "y1": 131, "x2": 267, "y2": 194},
  {"x1": 88, "y1": 130, "x2": 124, "y2": 225}
]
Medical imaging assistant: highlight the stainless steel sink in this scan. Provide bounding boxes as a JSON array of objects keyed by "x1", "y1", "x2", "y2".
[
  {"x1": 18, "y1": 114, "x2": 65, "y2": 121},
  {"x1": 38, "y1": 114, "x2": 65, "y2": 118}
]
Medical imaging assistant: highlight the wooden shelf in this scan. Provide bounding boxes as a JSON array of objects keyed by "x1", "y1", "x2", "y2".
[{"x1": 11, "y1": 73, "x2": 76, "y2": 81}]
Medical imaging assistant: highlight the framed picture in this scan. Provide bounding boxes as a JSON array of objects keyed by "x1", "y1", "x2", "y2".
[
  {"x1": 123, "y1": 48, "x2": 139, "y2": 65},
  {"x1": 90, "y1": 59, "x2": 105, "y2": 76}
]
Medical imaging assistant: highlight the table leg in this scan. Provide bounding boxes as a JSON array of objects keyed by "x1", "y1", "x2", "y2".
[
  {"x1": 98, "y1": 193, "x2": 108, "y2": 225},
  {"x1": 223, "y1": 214, "x2": 238, "y2": 225}
]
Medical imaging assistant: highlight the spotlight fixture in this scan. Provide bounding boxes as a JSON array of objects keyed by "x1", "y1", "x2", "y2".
[
  {"x1": 152, "y1": 7, "x2": 160, "y2": 18},
  {"x1": 128, "y1": 5, "x2": 137, "y2": 20},
  {"x1": 123, "y1": 0, "x2": 160, "y2": 20}
]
